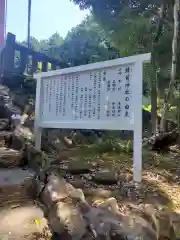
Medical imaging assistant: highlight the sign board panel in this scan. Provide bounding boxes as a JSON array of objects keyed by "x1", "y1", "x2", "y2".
[{"x1": 34, "y1": 53, "x2": 151, "y2": 182}]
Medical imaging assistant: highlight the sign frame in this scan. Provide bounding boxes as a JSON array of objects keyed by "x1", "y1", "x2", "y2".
[{"x1": 34, "y1": 53, "x2": 151, "y2": 182}]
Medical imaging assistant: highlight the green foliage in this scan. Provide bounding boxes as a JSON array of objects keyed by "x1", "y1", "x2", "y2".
[
  {"x1": 21, "y1": 32, "x2": 64, "y2": 55},
  {"x1": 70, "y1": 0, "x2": 180, "y2": 107},
  {"x1": 20, "y1": 17, "x2": 119, "y2": 67},
  {"x1": 57, "y1": 16, "x2": 119, "y2": 66},
  {"x1": 20, "y1": 0, "x2": 179, "y2": 123},
  {"x1": 94, "y1": 135, "x2": 133, "y2": 154}
]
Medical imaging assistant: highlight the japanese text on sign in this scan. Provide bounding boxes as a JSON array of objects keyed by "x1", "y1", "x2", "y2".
[
  {"x1": 40, "y1": 64, "x2": 133, "y2": 124},
  {"x1": 34, "y1": 53, "x2": 151, "y2": 182}
]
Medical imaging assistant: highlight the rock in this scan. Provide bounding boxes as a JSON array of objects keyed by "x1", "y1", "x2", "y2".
[
  {"x1": 68, "y1": 179, "x2": 84, "y2": 189},
  {"x1": 0, "y1": 85, "x2": 11, "y2": 107},
  {"x1": 40, "y1": 174, "x2": 71, "y2": 209},
  {"x1": 40, "y1": 174, "x2": 86, "y2": 210},
  {"x1": 92, "y1": 170, "x2": 117, "y2": 185},
  {"x1": 82, "y1": 199, "x2": 157, "y2": 240},
  {"x1": 23, "y1": 117, "x2": 34, "y2": 130},
  {"x1": 48, "y1": 201, "x2": 86, "y2": 239},
  {"x1": 0, "y1": 168, "x2": 36, "y2": 206},
  {"x1": 0, "y1": 203, "x2": 51, "y2": 239},
  {"x1": 12, "y1": 91, "x2": 29, "y2": 110},
  {"x1": 25, "y1": 144, "x2": 50, "y2": 170},
  {"x1": 117, "y1": 214, "x2": 157, "y2": 240},
  {"x1": 42, "y1": 129, "x2": 63, "y2": 152},
  {"x1": 84, "y1": 188, "x2": 112, "y2": 199},
  {"x1": 67, "y1": 162, "x2": 92, "y2": 174},
  {"x1": 155, "y1": 210, "x2": 180, "y2": 239},
  {"x1": 116, "y1": 204, "x2": 180, "y2": 240},
  {"x1": 0, "y1": 131, "x2": 13, "y2": 147},
  {"x1": 38, "y1": 169, "x2": 47, "y2": 182},
  {"x1": 11, "y1": 125, "x2": 33, "y2": 150},
  {"x1": 20, "y1": 113, "x2": 29, "y2": 124},
  {"x1": 0, "y1": 118, "x2": 10, "y2": 130},
  {"x1": 62, "y1": 136, "x2": 75, "y2": 148},
  {"x1": 169, "y1": 212, "x2": 180, "y2": 239},
  {"x1": 0, "y1": 86, "x2": 22, "y2": 127},
  {"x1": 83, "y1": 173, "x2": 92, "y2": 180},
  {"x1": 0, "y1": 147, "x2": 23, "y2": 167},
  {"x1": 5, "y1": 104, "x2": 21, "y2": 122}
]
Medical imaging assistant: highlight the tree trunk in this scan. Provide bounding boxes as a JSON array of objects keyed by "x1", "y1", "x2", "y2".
[
  {"x1": 150, "y1": 59, "x2": 158, "y2": 135},
  {"x1": 160, "y1": 0, "x2": 180, "y2": 132},
  {"x1": 176, "y1": 83, "x2": 180, "y2": 130},
  {"x1": 151, "y1": 3, "x2": 165, "y2": 135}
]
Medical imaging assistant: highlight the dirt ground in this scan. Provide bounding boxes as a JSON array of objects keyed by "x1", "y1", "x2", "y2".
[
  {"x1": 1, "y1": 145, "x2": 180, "y2": 239},
  {"x1": 59, "y1": 145, "x2": 180, "y2": 212}
]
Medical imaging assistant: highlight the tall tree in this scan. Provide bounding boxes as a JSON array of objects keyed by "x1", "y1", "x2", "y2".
[
  {"x1": 54, "y1": 16, "x2": 120, "y2": 66},
  {"x1": 160, "y1": 0, "x2": 180, "y2": 131},
  {"x1": 20, "y1": 16, "x2": 119, "y2": 68},
  {"x1": 71, "y1": 0, "x2": 179, "y2": 132}
]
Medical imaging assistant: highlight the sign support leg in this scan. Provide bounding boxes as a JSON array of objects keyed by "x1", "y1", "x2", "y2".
[
  {"x1": 133, "y1": 61, "x2": 143, "y2": 182},
  {"x1": 133, "y1": 128, "x2": 142, "y2": 182},
  {"x1": 35, "y1": 127, "x2": 42, "y2": 150}
]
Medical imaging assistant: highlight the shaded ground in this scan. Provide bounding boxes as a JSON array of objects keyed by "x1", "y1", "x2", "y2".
[
  {"x1": 1, "y1": 144, "x2": 180, "y2": 239},
  {"x1": 56, "y1": 145, "x2": 180, "y2": 212}
]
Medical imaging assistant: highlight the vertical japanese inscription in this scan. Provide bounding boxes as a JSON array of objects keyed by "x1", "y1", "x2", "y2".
[
  {"x1": 124, "y1": 65, "x2": 131, "y2": 119},
  {"x1": 59, "y1": 76, "x2": 63, "y2": 115},
  {"x1": 63, "y1": 76, "x2": 67, "y2": 117},
  {"x1": 71, "y1": 75, "x2": 75, "y2": 118},
  {"x1": 92, "y1": 72, "x2": 96, "y2": 117},
  {"x1": 48, "y1": 79, "x2": 52, "y2": 113},
  {"x1": 44, "y1": 63, "x2": 133, "y2": 123},
  {"x1": 84, "y1": 86, "x2": 88, "y2": 117},
  {"x1": 97, "y1": 71, "x2": 101, "y2": 119},
  {"x1": 74, "y1": 75, "x2": 79, "y2": 120},
  {"x1": 80, "y1": 86, "x2": 83, "y2": 119},
  {"x1": 55, "y1": 77, "x2": 60, "y2": 117}
]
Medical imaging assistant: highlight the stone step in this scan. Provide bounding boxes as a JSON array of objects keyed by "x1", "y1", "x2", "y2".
[
  {"x1": 0, "y1": 130, "x2": 13, "y2": 147},
  {"x1": 0, "y1": 118, "x2": 10, "y2": 130},
  {"x1": 0, "y1": 168, "x2": 36, "y2": 207},
  {"x1": 0, "y1": 203, "x2": 50, "y2": 238},
  {"x1": 0, "y1": 147, "x2": 23, "y2": 167}
]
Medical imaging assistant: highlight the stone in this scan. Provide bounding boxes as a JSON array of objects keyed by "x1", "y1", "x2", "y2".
[
  {"x1": 38, "y1": 169, "x2": 47, "y2": 182},
  {"x1": 0, "y1": 203, "x2": 51, "y2": 239},
  {"x1": 20, "y1": 113, "x2": 29, "y2": 124},
  {"x1": 5, "y1": 104, "x2": 21, "y2": 122},
  {"x1": 0, "y1": 118, "x2": 10, "y2": 130},
  {"x1": 62, "y1": 136, "x2": 74, "y2": 147},
  {"x1": 0, "y1": 147, "x2": 23, "y2": 168},
  {"x1": 67, "y1": 162, "x2": 92, "y2": 175},
  {"x1": 84, "y1": 188, "x2": 112, "y2": 199},
  {"x1": 48, "y1": 201, "x2": 86, "y2": 239},
  {"x1": 68, "y1": 179, "x2": 84, "y2": 189},
  {"x1": 92, "y1": 170, "x2": 117, "y2": 185},
  {"x1": 0, "y1": 131, "x2": 13, "y2": 147},
  {"x1": 83, "y1": 173, "x2": 92, "y2": 180},
  {"x1": 25, "y1": 144, "x2": 50, "y2": 170},
  {"x1": 40, "y1": 174, "x2": 71, "y2": 209},
  {"x1": 0, "y1": 87, "x2": 22, "y2": 126},
  {"x1": 11, "y1": 125, "x2": 34, "y2": 150},
  {"x1": 42, "y1": 129, "x2": 63, "y2": 152},
  {"x1": 82, "y1": 199, "x2": 157, "y2": 240},
  {"x1": 23, "y1": 117, "x2": 34, "y2": 130},
  {"x1": 40, "y1": 174, "x2": 86, "y2": 210},
  {"x1": 0, "y1": 85, "x2": 11, "y2": 108},
  {"x1": 0, "y1": 168, "x2": 36, "y2": 207}
]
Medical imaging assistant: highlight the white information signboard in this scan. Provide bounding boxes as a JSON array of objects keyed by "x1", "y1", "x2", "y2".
[{"x1": 34, "y1": 53, "x2": 151, "y2": 182}]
